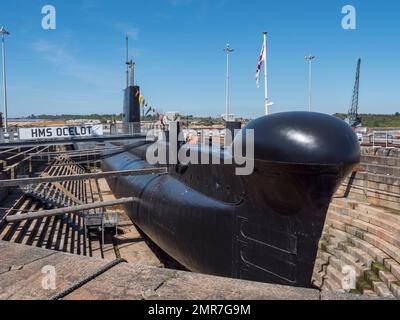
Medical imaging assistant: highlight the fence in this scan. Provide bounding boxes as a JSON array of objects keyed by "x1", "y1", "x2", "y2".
[{"x1": 365, "y1": 130, "x2": 400, "y2": 148}]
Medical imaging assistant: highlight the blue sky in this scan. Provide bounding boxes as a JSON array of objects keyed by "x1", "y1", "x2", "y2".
[{"x1": 0, "y1": 0, "x2": 399, "y2": 118}]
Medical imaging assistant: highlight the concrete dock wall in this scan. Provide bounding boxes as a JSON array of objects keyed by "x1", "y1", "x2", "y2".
[
  {"x1": 0, "y1": 241, "x2": 374, "y2": 300},
  {"x1": 314, "y1": 147, "x2": 400, "y2": 299}
]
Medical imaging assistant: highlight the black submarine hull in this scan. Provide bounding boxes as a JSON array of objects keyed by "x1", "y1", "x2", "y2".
[{"x1": 101, "y1": 112, "x2": 360, "y2": 288}]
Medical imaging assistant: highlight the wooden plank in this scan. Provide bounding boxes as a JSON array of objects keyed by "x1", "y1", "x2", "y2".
[{"x1": 41, "y1": 172, "x2": 84, "y2": 205}]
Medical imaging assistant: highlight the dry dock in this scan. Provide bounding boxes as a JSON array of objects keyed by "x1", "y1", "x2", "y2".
[{"x1": 0, "y1": 143, "x2": 399, "y2": 300}]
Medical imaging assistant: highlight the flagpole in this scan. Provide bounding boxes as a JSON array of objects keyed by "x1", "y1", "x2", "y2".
[
  {"x1": 263, "y1": 32, "x2": 269, "y2": 116},
  {"x1": 224, "y1": 44, "x2": 234, "y2": 121}
]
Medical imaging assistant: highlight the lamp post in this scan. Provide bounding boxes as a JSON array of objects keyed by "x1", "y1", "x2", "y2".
[
  {"x1": 223, "y1": 43, "x2": 234, "y2": 121},
  {"x1": 0, "y1": 27, "x2": 10, "y2": 132},
  {"x1": 305, "y1": 54, "x2": 315, "y2": 112}
]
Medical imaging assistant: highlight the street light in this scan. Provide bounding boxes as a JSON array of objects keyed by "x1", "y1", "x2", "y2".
[
  {"x1": 305, "y1": 54, "x2": 315, "y2": 112},
  {"x1": 223, "y1": 43, "x2": 234, "y2": 121},
  {"x1": 0, "y1": 26, "x2": 10, "y2": 132}
]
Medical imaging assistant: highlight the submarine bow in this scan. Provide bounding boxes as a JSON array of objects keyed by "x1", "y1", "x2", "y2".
[{"x1": 101, "y1": 112, "x2": 360, "y2": 288}]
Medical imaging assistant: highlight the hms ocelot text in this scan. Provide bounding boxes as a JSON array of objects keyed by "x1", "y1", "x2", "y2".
[{"x1": 19, "y1": 125, "x2": 104, "y2": 141}]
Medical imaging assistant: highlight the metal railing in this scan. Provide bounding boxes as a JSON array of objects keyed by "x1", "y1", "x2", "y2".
[{"x1": 367, "y1": 130, "x2": 400, "y2": 148}]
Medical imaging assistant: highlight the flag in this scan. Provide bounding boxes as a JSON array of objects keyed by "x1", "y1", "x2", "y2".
[{"x1": 255, "y1": 41, "x2": 266, "y2": 88}]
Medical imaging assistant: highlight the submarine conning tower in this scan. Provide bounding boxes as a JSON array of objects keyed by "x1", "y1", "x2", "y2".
[
  {"x1": 122, "y1": 85, "x2": 141, "y2": 133},
  {"x1": 122, "y1": 53, "x2": 141, "y2": 134}
]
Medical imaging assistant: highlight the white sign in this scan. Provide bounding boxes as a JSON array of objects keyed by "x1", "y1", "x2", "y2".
[{"x1": 18, "y1": 125, "x2": 104, "y2": 141}]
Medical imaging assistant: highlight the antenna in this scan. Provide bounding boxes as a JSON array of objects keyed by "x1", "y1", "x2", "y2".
[
  {"x1": 125, "y1": 36, "x2": 135, "y2": 87},
  {"x1": 125, "y1": 35, "x2": 129, "y2": 88}
]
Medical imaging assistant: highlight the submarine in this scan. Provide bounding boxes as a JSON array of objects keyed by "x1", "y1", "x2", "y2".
[{"x1": 96, "y1": 79, "x2": 360, "y2": 289}]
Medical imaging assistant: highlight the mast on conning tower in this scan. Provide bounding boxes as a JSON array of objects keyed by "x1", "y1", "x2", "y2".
[
  {"x1": 122, "y1": 35, "x2": 140, "y2": 133},
  {"x1": 125, "y1": 35, "x2": 129, "y2": 88},
  {"x1": 129, "y1": 59, "x2": 135, "y2": 86},
  {"x1": 125, "y1": 35, "x2": 136, "y2": 87}
]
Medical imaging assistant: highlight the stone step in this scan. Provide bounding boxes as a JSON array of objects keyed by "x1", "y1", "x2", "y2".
[
  {"x1": 342, "y1": 174, "x2": 400, "y2": 197},
  {"x1": 314, "y1": 258, "x2": 328, "y2": 274},
  {"x1": 317, "y1": 249, "x2": 332, "y2": 262},
  {"x1": 325, "y1": 265, "x2": 345, "y2": 290},
  {"x1": 361, "y1": 147, "x2": 400, "y2": 159},
  {"x1": 363, "y1": 232, "x2": 400, "y2": 263},
  {"x1": 312, "y1": 270, "x2": 325, "y2": 289},
  {"x1": 321, "y1": 236, "x2": 386, "y2": 296},
  {"x1": 320, "y1": 232, "x2": 330, "y2": 243},
  {"x1": 364, "y1": 269, "x2": 382, "y2": 288},
  {"x1": 325, "y1": 221, "x2": 400, "y2": 297},
  {"x1": 335, "y1": 244, "x2": 370, "y2": 277},
  {"x1": 329, "y1": 208, "x2": 400, "y2": 247},
  {"x1": 389, "y1": 282, "x2": 400, "y2": 299},
  {"x1": 333, "y1": 197, "x2": 400, "y2": 221},
  {"x1": 337, "y1": 184, "x2": 400, "y2": 212},
  {"x1": 379, "y1": 270, "x2": 399, "y2": 289},
  {"x1": 328, "y1": 227, "x2": 350, "y2": 243},
  {"x1": 383, "y1": 259, "x2": 400, "y2": 281},
  {"x1": 329, "y1": 202, "x2": 400, "y2": 236},
  {"x1": 344, "y1": 229, "x2": 391, "y2": 265},
  {"x1": 325, "y1": 218, "x2": 346, "y2": 232},
  {"x1": 326, "y1": 234, "x2": 342, "y2": 247},
  {"x1": 327, "y1": 211, "x2": 400, "y2": 263},
  {"x1": 341, "y1": 243, "x2": 374, "y2": 268},
  {"x1": 328, "y1": 256, "x2": 345, "y2": 273},
  {"x1": 356, "y1": 277, "x2": 374, "y2": 295},
  {"x1": 344, "y1": 170, "x2": 400, "y2": 190},
  {"x1": 372, "y1": 281, "x2": 395, "y2": 299},
  {"x1": 322, "y1": 275, "x2": 345, "y2": 293},
  {"x1": 332, "y1": 198, "x2": 400, "y2": 226},
  {"x1": 360, "y1": 163, "x2": 400, "y2": 177},
  {"x1": 361, "y1": 154, "x2": 400, "y2": 168},
  {"x1": 362, "y1": 289, "x2": 379, "y2": 297},
  {"x1": 324, "y1": 244, "x2": 339, "y2": 258}
]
